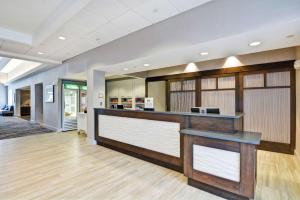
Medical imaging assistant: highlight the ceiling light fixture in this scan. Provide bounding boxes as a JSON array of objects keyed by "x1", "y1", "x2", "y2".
[
  {"x1": 249, "y1": 41, "x2": 261, "y2": 47},
  {"x1": 58, "y1": 36, "x2": 66, "y2": 40},
  {"x1": 123, "y1": 68, "x2": 129, "y2": 71},
  {"x1": 286, "y1": 34, "x2": 295, "y2": 38},
  {"x1": 184, "y1": 63, "x2": 198, "y2": 73},
  {"x1": 200, "y1": 52, "x2": 208, "y2": 56},
  {"x1": 144, "y1": 64, "x2": 150, "y2": 67},
  {"x1": 37, "y1": 52, "x2": 44, "y2": 55}
]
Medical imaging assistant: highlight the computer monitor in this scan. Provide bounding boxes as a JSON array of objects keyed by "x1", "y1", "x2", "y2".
[
  {"x1": 117, "y1": 105, "x2": 124, "y2": 109},
  {"x1": 144, "y1": 108, "x2": 154, "y2": 111}
]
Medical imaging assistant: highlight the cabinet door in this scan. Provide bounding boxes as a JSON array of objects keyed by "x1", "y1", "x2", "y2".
[
  {"x1": 110, "y1": 81, "x2": 119, "y2": 97},
  {"x1": 133, "y1": 78, "x2": 145, "y2": 97},
  {"x1": 118, "y1": 79, "x2": 133, "y2": 98}
]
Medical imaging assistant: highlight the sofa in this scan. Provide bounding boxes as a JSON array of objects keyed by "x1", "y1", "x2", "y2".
[{"x1": 0, "y1": 105, "x2": 14, "y2": 116}]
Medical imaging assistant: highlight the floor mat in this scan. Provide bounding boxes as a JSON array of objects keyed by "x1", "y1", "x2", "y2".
[{"x1": 0, "y1": 116, "x2": 54, "y2": 140}]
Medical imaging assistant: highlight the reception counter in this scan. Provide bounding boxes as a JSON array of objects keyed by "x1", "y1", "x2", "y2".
[{"x1": 94, "y1": 108, "x2": 261, "y2": 199}]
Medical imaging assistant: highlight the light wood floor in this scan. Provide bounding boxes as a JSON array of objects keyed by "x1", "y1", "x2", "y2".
[{"x1": 0, "y1": 132, "x2": 299, "y2": 200}]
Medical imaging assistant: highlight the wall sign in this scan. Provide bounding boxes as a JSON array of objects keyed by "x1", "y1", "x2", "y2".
[
  {"x1": 45, "y1": 85, "x2": 54, "y2": 103},
  {"x1": 145, "y1": 97, "x2": 154, "y2": 109}
]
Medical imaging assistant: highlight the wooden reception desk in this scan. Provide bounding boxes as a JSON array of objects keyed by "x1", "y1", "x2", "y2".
[{"x1": 94, "y1": 108, "x2": 261, "y2": 200}]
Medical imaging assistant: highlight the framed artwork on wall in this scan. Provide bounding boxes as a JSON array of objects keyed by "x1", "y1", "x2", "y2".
[{"x1": 45, "y1": 85, "x2": 54, "y2": 103}]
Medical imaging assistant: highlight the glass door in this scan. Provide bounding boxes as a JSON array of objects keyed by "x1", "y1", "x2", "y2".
[{"x1": 63, "y1": 88, "x2": 79, "y2": 131}]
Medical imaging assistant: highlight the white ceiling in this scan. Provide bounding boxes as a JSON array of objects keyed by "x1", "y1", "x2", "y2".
[
  {"x1": 0, "y1": 0, "x2": 211, "y2": 63},
  {"x1": 1, "y1": 0, "x2": 300, "y2": 83}
]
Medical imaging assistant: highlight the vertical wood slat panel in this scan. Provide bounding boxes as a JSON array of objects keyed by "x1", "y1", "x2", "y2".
[
  {"x1": 201, "y1": 78, "x2": 216, "y2": 90},
  {"x1": 243, "y1": 74, "x2": 264, "y2": 88},
  {"x1": 170, "y1": 92, "x2": 195, "y2": 112},
  {"x1": 193, "y1": 145, "x2": 240, "y2": 182},
  {"x1": 243, "y1": 88, "x2": 290, "y2": 143},
  {"x1": 201, "y1": 90, "x2": 235, "y2": 115},
  {"x1": 182, "y1": 80, "x2": 196, "y2": 90},
  {"x1": 218, "y1": 76, "x2": 235, "y2": 89},
  {"x1": 266, "y1": 71, "x2": 290, "y2": 87},
  {"x1": 170, "y1": 81, "x2": 182, "y2": 91}
]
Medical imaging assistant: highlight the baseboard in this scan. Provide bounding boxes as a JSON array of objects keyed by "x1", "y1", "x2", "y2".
[
  {"x1": 42, "y1": 123, "x2": 58, "y2": 132},
  {"x1": 295, "y1": 150, "x2": 300, "y2": 162},
  {"x1": 86, "y1": 137, "x2": 97, "y2": 145}
]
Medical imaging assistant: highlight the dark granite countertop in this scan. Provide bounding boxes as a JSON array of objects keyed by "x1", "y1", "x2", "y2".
[
  {"x1": 97, "y1": 108, "x2": 243, "y2": 119},
  {"x1": 180, "y1": 129, "x2": 261, "y2": 145}
]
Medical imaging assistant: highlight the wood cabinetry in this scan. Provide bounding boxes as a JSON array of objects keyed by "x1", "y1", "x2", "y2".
[{"x1": 106, "y1": 78, "x2": 145, "y2": 108}]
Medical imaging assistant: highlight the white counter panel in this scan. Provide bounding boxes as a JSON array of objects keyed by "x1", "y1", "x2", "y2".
[
  {"x1": 193, "y1": 145, "x2": 240, "y2": 182},
  {"x1": 99, "y1": 115, "x2": 180, "y2": 157}
]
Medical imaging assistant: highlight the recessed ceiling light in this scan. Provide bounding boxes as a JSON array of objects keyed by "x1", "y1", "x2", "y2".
[
  {"x1": 123, "y1": 68, "x2": 129, "y2": 71},
  {"x1": 58, "y1": 36, "x2": 66, "y2": 40},
  {"x1": 200, "y1": 52, "x2": 208, "y2": 56},
  {"x1": 37, "y1": 52, "x2": 44, "y2": 55},
  {"x1": 286, "y1": 34, "x2": 295, "y2": 38},
  {"x1": 249, "y1": 41, "x2": 261, "y2": 47},
  {"x1": 144, "y1": 64, "x2": 150, "y2": 67}
]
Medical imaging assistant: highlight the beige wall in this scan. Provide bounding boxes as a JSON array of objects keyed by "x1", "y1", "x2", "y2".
[{"x1": 148, "y1": 81, "x2": 166, "y2": 112}]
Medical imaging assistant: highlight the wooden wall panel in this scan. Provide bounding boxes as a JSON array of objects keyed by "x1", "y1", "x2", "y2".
[
  {"x1": 266, "y1": 71, "x2": 290, "y2": 87},
  {"x1": 244, "y1": 88, "x2": 290, "y2": 143},
  {"x1": 243, "y1": 74, "x2": 264, "y2": 88},
  {"x1": 201, "y1": 90, "x2": 235, "y2": 115},
  {"x1": 201, "y1": 78, "x2": 216, "y2": 90},
  {"x1": 99, "y1": 115, "x2": 180, "y2": 157},
  {"x1": 218, "y1": 76, "x2": 235, "y2": 89}
]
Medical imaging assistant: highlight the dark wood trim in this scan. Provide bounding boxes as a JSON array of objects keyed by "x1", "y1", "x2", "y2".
[
  {"x1": 166, "y1": 80, "x2": 170, "y2": 111},
  {"x1": 145, "y1": 81, "x2": 148, "y2": 97},
  {"x1": 244, "y1": 86, "x2": 291, "y2": 90},
  {"x1": 98, "y1": 137, "x2": 182, "y2": 172},
  {"x1": 196, "y1": 78, "x2": 201, "y2": 107},
  {"x1": 146, "y1": 60, "x2": 294, "y2": 82},
  {"x1": 184, "y1": 135, "x2": 257, "y2": 199},
  {"x1": 188, "y1": 179, "x2": 249, "y2": 200},
  {"x1": 191, "y1": 135, "x2": 240, "y2": 152},
  {"x1": 290, "y1": 68, "x2": 296, "y2": 153},
  {"x1": 200, "y1": 88, "x2": 235, "y2": 91},
  {"x1": 258, "y1": 140, "x2": 293, "y2": 154}
]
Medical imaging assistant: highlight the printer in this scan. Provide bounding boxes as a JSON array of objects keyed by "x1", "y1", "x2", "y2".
[{"x1": 191, "y1": 107, "x2": 220, "y2": 114}]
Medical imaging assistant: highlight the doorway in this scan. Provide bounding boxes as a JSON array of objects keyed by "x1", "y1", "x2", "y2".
[
  {"x1": 16, "y1": 86, "x2": 31, "y2": 120},
  {"x1": 62, "y1": 81, "x2": 87, "y2": 131},
  {"x1": 35, "y1": 83, "x2": 43, "y2": 123}
]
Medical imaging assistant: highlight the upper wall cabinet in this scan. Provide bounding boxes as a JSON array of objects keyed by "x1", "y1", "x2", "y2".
[
  {"x1": 118, "y1": 79, "x2": 133, "y2": 98},
  {"x1": 133, "y1": 79, "x2": 145, "y2": 97},
  {"x1": 107, "y1": 81, "x2": 119, "y2": 97}
]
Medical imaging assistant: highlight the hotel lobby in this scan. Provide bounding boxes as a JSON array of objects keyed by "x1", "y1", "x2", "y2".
[{"x1": 0, "y1": 0, "x2": 300, "y2": 199}]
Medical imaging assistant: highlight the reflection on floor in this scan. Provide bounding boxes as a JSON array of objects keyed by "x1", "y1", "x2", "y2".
[
  {"x1": 0, "y1": 132, "x2": 299, "y2": 200},
  {"x1": 20, "y1": 115, "x2": 31, "y2": 121},
  {"x1": 0, "y1": 116, "x2": 53, "y2": 140}
]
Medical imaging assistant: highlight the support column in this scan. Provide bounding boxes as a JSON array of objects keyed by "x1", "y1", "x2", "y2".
[
  {"x1": 86, "y1": 69, "x2": 105, "y2": 145},
  {"x1": 30, "y1": 84, "x2": 36, "y2": 122}
]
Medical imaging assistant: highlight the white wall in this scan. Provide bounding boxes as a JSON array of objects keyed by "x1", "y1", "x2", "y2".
[
  {"x1": 0, "y1": 83, "x2": 7, "y2": 106},
  {"x1": 7, "y1": 63, "x2": 76, "y2": 131}
]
